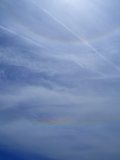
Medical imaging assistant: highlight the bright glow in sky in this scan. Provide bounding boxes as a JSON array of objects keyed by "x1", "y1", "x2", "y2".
[{"x1": 62, "y1": 0, "x2": 83, "y2": 6}]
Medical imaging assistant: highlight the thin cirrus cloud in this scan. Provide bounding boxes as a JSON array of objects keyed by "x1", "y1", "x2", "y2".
[{"x1": 0, "y1": 0, "x2": 120, "y2": 160}]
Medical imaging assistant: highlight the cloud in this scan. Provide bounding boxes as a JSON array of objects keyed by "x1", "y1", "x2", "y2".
[{"x1": 0, "y1": 0, "x2": 120, "y2": 160}]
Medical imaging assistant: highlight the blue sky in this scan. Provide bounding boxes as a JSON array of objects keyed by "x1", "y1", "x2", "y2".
[{"x1": 0, "y1": 0, "x2": 120, "y2": 160}]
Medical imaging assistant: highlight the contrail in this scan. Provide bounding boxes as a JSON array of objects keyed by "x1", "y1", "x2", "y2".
[
  {"x1": 42, "y1": 9, "x2": 120, "y2": 73},
  {"x1": 0, "y1": 24, "x2": 43, "y2": 48},
  {"x1": 31, "y1": 1, "x2": 120, "y2": 74},
  {"x1": 0, "y1": 25, "x2": 17, "y2": 35}
]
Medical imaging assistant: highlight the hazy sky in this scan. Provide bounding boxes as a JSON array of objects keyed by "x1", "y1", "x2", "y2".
[{"x1": 0, "y1": 0, "x2": 120, "y2": 160}]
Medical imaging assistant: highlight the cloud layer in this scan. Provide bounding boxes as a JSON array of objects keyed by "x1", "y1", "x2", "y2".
[{"x1": 0, "y1": 0, "x2": 120, "y2": 160}]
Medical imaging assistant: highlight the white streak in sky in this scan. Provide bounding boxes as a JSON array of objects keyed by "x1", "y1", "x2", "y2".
[
  {"x1": 31, "y1": 1, "x2": 120, "y2": 74},
  {"x1": 0, "y1": 24, "x2": 43, "y2": 48},
  {"x1": 0, "y1": 25, "x2": 17, "y2": 35},
  {"x1": 43, "y1": 9, "x2": 120, "y2": 73}
]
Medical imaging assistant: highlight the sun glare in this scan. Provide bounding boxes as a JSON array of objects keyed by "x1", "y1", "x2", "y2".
[{"x1": 60, "y1": 0, "x2": 89, "y2": 11}]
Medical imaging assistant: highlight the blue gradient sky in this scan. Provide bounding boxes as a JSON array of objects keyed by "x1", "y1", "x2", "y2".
[{"x1": 0, "y1": 0, "x2": 120, "y2": 160}]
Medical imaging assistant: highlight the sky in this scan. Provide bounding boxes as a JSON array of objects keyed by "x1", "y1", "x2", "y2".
[{"x1": 0, "y1": 0, "x2": 120, "y2": 160}]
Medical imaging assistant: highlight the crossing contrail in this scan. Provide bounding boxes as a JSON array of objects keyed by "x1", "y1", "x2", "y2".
[
  {"x1": 42, "y1": 9, "x2": 120, "y2": 73},
  {"x1": 31, "y1": 0, "x2": 120, "y2": 74}
]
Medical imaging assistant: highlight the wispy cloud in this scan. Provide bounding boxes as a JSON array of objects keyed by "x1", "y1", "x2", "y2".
[{"x1": 0, "y1": 0, "x2": 120, "y2": 160}]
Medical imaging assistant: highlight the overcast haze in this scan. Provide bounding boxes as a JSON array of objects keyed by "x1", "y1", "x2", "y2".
[{"x1": 0, "y1": 0, "x2": 120, "y2": 160}]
